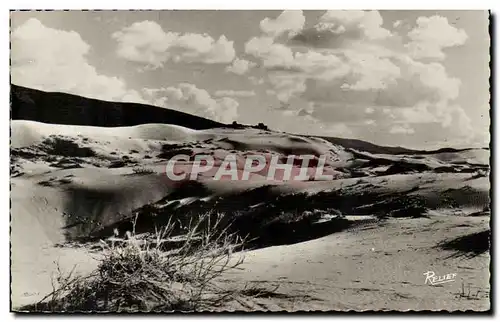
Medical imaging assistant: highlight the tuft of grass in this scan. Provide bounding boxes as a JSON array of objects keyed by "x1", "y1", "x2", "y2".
[
  {"x1": 456, "y1": 281, "x2": 486, "y2": 301},
  {"x1": 21, "y1": 213, "x2": 248, "y2": 312},
  {"x1": 132, "y1": 167, "x2": 155, "y2": 175}
]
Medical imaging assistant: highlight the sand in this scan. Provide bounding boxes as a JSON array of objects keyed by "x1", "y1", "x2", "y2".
[
  {"x1": 223, "y1": 215, "x2": 490, "y2": 311},
  {"x1": 10, "y1": 120, "x2": 490, "y2": 311}
]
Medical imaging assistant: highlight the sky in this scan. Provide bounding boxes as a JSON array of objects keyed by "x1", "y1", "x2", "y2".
[{"x1": 10, "y1": 10, "x2": 490, "y2": 149}]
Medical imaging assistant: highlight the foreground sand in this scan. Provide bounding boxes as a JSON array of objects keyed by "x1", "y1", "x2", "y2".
[
  {"x1": 223, "y1": 215, "x2": 490, "y2": 311},
  {"x1": 11, "y1": 210, "x2": 490, "y2": 311},
  {"x1": 10, "y1": 120, "x2": 490, "y2": 311}
]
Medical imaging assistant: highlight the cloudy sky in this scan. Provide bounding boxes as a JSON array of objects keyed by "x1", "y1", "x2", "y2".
[{"x1": 10, "y1": 10, "x2": 490, "y2": 149}]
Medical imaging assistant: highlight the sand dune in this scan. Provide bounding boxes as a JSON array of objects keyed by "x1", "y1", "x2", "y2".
[
  {"x1": 10, "y1": 120, "x2": 490, "y2": 310},
  {"x1": 11, "y1": 120, "x2": 207, "y2": 148}
]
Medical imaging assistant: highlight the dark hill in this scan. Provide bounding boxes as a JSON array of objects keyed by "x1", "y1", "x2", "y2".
[
  {"x1": 318, "y1": 136, "x2": 418, "y2": 155},
  {"x1": 11, "y1": 84, "x2": 482, "y2": 156},
  {"x1": 10, "y1": 84, "x2": 224, "y2": 130},
  {"x1": 317, "y1": 136, "x2": 478, "y2": 155}
]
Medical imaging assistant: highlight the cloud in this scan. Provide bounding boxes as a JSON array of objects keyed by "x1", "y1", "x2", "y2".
[
  {"x1": 246, "y1": 11, "x2": 472, "y2": 140},
  {"x1": 339, "y1": 50, "x2": 401, "y2": 91},
  {"x1": 245, "y1": 36, "x2": 349, "y2": 77},
  {"x1": 241, "y1": 10, "x2": 479, "y2": 146},
  {"x1": 245, "y1": 36, "x2": 295, "y2": 68},
  {"x1": 304, "y1": 58, "x2": 463, "y2": 126},
  {"x1": 268, "y1": 73, "x2": 307, "y2": 102},
  {"x1": 112, "y1": 21, "x2": 236, "y2": 69},
  {"x1": 225, "y1": 58, "x2": 256, "y2": 75},
  {"x1": 244, "y1": 11, "x2": 407, "y2": 104},
  {"x1": 389, "y1": 124, "x2": 415, "y2": 134},
  {"x1": 405, "y1": 15, "x2": 468, "y2": 60},
  {"x1": 214, "y1": 90, "x2": 256, "y2": 97},
  {"x1": 319, "y1": 122, "x2": 354, "y2": 137},
  {"x1": 291, "y1": 10, "x2": 392, "y2": 49},
  {"x1": 11, "y1": 18, "x2": 146, "y2": 103},
  {"x1": 316, "y1": 10, "x2": 392, "y2": 40},
  {"x1": 142, "y1": 83, "x2": 239, "y2": 123},
  {"x1": 245, "y1": 37, "x2": 400, "y2": 102},
  {"x1": 249, "y1": 76, "x2": 265, "y2": 85},
  {"x1": 260, "y1": 10, "x2": 305, "y2": 38},
  {"x1": 365, "y1": 107, "x2": 374, "y2": 114},
  {"x1": 403, "y1": 58, "x2": 461, "y2": 101}
]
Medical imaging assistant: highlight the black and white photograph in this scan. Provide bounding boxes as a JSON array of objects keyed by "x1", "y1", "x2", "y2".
[{"x1": 9, "y1": 9, "x2": 491, "y2": 312}]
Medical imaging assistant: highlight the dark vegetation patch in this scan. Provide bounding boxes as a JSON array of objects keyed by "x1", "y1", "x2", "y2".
[
  {"x1": 50, "y1": 157, "x2": 84, "y2": 169},
  {"x1": 108, "y1": 159, "x2": 138, "y2": 168},
  {"x1": 41, "y1": 136, "x2": 96, "y2": 158},
  {"x1": 438, "y1": 230, "x2": 490, "y2": 258},
  {"x1": 383, "y1": 162, "x2": 431, "y2": 175},
  {"x1": 62, "y1": 179, "x2": 442, "y2": 250},
  {"x1": 157, "y1": 146, "x2": 194, "y2": 160}
]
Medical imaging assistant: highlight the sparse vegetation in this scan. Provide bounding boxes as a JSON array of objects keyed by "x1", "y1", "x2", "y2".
[
  {"x1": 42, "y1": 136, "x2": 96, "y2": 158},
  {"x1": 132, "y1": 167, "x2": 155, "y2": 175},
  {"x1": 456, "y1": 281, "x2": 486, "y2": 300},
  {"x1": 439, "y1": 230, "x2": 490, "y2": 258},
  {"x1": 21, "y1": 213, "x2": 249, "y2": 312}
]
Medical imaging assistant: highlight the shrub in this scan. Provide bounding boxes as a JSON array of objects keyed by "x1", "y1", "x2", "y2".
[{"x1": 23, "y1": 213, "x2": 247, "y2": 312}]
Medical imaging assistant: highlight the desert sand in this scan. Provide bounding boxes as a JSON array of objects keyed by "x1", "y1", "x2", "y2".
[{"x1": 10, "y1": 119, "x2": 490, "y2": 311}]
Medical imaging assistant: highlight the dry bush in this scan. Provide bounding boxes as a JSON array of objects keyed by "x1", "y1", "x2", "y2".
[{"x1": 23, "y1": 213, "x2": 248, "y2": 312}]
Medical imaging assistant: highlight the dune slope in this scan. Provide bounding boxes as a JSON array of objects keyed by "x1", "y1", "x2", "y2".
[{"x1": 10, "y1": 119, "x2": 490, "y2": 310}]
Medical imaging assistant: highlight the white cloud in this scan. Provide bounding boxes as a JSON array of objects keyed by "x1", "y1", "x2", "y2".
[
  {"x1": 245, "y1": 36, "x2": 353, "y2": 103},
  {"x1": 246, "y1": 36, "x2": 402, "y2": 102},
  {"x1": 406, "y1": 15, "x2": 468, "y2": 60},
  {"x1": 268, "y1": 73, "x2": 307, "y2": 103},
  {"x1": 404, "y1": 58, "x2": 461, "y2": 101},
  {"x1": 291, "y1": 51, "x2": 346, "y2": 77},
  {"x1": 245, "y1": 37, "x2": 348, "y2": 76},
  {"x1": 249, "y1": 76, "x2": 265, "y2": 85},
  {"x1": 225, "y1": 58, "x2": 256, "y2": 75},
  {"x1": 319, "y1": 122, "x2": 354, "y2": 137},
  {"x1": 316, "y1": 10, "x2": 392, "y2": 40},
  {"x1": 11, "y1": 18, "x2": 146, "y2": 103},
  {"x1": 245, "y1": 12, "x2": 406, "y2": 104},
  {"x1": 260, "y1": 10, "x2": 305, "y2": 38},
  {"x1": 340, "y1": 51, "x2": 401, "y2": 91},
  {"x1": 245, "y1": 36, "x2": 295, "y2": 68},
  {"x1": 112, "y1": 21, "x2": 236, "y2": 69},
  {"x1": 246, "y1": 12, "x2": 469, "y2": 146},
  {"x1": 214, "y1": 90, "x2": 256, "y2": 97},
  {"x1": 389, "y1": 124, "x2": 415, "y2": 134},
  {"x1": 142, "y1": 84, "x2": 239, "y2": 123},
  {"x1": 393, "y1": 20, "x2": 402, "y2": 28}
]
